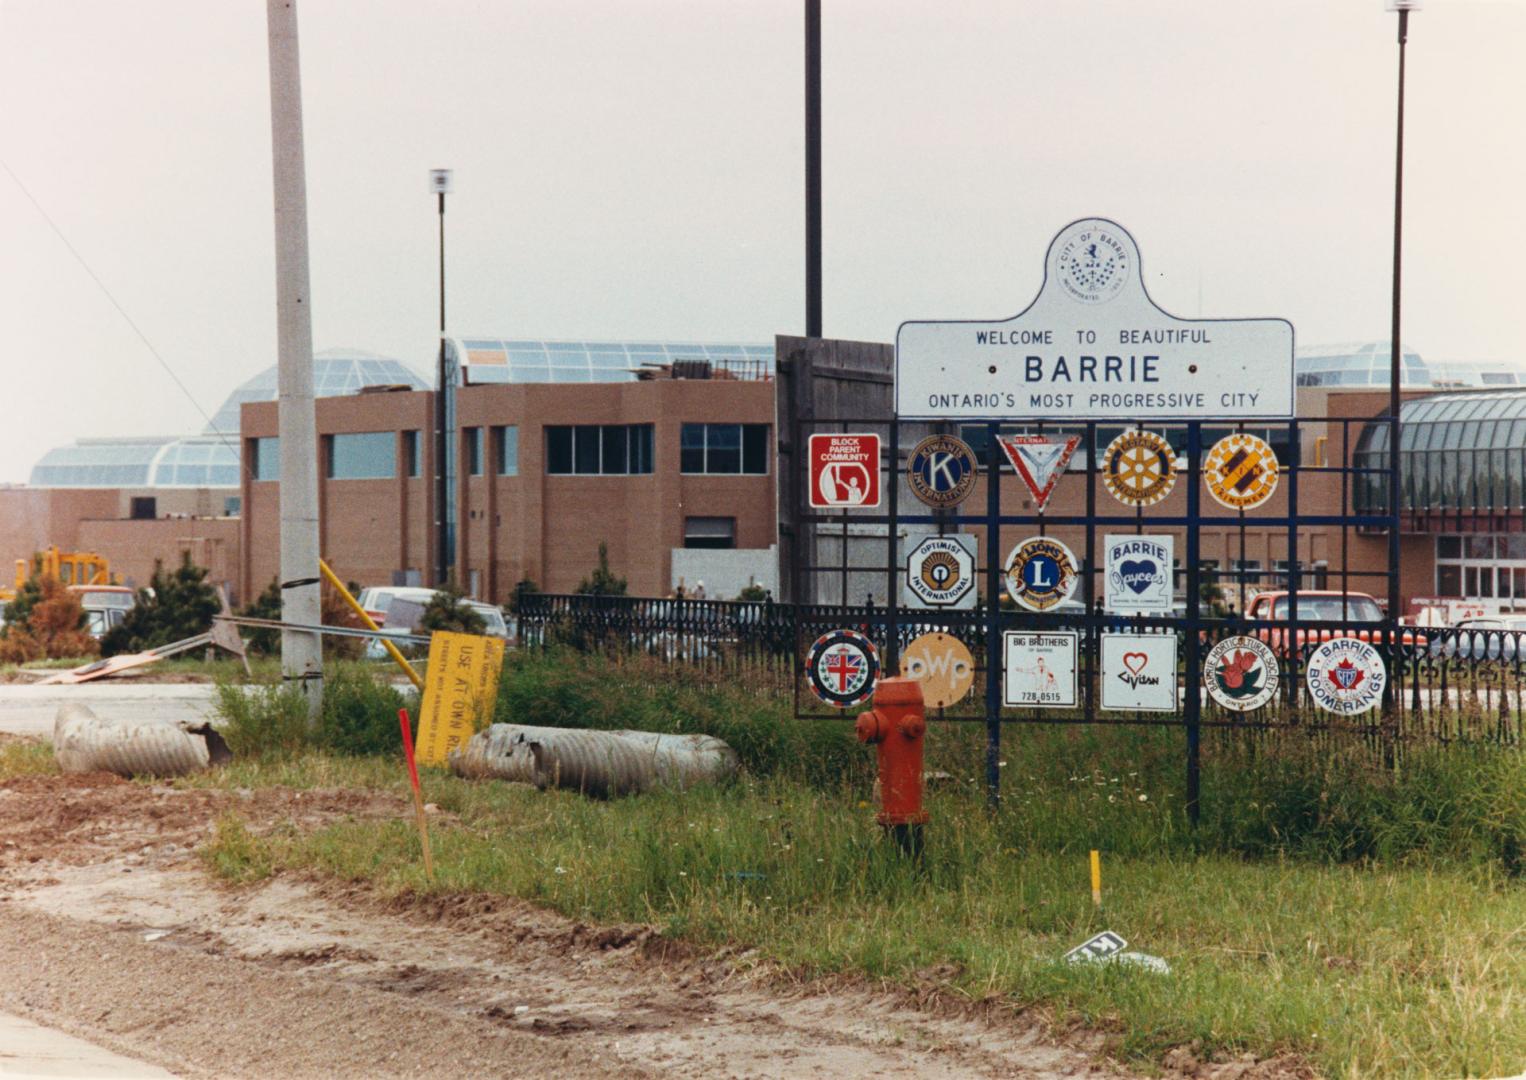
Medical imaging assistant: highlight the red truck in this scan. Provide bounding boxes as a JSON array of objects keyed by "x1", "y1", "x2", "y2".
[{"x1": 1244, "y1": 590, "x2": 1425, "y2": 657}]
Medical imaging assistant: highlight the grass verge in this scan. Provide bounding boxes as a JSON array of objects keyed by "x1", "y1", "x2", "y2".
[{"x1": 199, "y1": 766, "x2": 1525, "y2": 1078}]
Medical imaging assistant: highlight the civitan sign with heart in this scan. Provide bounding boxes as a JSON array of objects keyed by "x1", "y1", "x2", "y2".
[
  {"x1": 1104, "y1": 534, "x2": 1173, "y2": 614},
  {"x1": 1101, "y1": 632, "x2": 1177, "y2": 712}
]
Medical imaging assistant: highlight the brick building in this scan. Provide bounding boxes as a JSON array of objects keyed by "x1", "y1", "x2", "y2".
[{"x1": 5, "y1": 339, "x2": 1523, "y2": 620}]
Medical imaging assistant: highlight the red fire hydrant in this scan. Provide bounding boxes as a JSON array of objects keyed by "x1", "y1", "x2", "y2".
[{"x1": 855, "y1": 676, "x2": 928, "y2": 854}]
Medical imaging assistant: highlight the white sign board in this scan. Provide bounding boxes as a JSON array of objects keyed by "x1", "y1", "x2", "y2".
[
  {"x1": 895, "y1": 218, "x2": 1293, "y2": 421},
  {"x1": 904, "y1": 534, "x2": 977, "y2": 609},
  {"x1": 1103, "y1": 534, "x2": 1174, "y2": 614},
  {"x1": 1064, "y1": 930, "x2": 1128, "y2": 965},
  {"x1": 1100, "y1": 632, "x2": 1178, "y2": 712},
  {"x1": 1003, "y1": 630, "x2": 1078, "y2": 708}
]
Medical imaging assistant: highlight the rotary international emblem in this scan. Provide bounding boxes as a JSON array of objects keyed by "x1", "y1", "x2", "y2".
[
  {"x1": 1004, "y1": 536, "x2": 1079, "y2": 612},
  {"x1": 805, "y1": 629, "x2": 880, "y2": 708},
  {"x1": 1204, "y1": 433, "x2": 1280, "y2": 511},
  {"x1": 907, "y1": 434, "x2": 978, "y2": 509},
  {"x1": 1304, "y1": 637, "x2": 1387, "y2": 716},
  {"x1": 1203, "y1": 635, "x2": 1280, "y2": 713},
  {"x1": 1101, "y1": 430, "x2": 1177, "y2": 507}
]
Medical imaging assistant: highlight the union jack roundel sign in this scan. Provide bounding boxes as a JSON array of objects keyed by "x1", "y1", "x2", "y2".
[{"x1": 805, "y1": 629, "x2": 880, "y2": 709}]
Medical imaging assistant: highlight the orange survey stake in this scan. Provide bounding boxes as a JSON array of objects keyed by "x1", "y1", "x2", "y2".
[{"x1": 855, "y1": 677, "x2": 929, "y2": 848}]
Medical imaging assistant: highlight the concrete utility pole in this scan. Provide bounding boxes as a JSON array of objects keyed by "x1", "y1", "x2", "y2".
[{"x1": 266, "y1": 0, "x2": 323, "y2": 717}]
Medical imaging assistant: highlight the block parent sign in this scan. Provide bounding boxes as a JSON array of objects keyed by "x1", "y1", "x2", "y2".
[{"x1": 895, "y1": 218, "x2": 1293, "y2": 421}]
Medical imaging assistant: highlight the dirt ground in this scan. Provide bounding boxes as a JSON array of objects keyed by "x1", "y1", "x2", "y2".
[{"x1": 0, "y1": 755, "x2": 1306, "y2": 1079}]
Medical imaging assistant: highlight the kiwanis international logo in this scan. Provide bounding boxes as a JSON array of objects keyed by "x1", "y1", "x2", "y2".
[
  {"x1": 1304, "y1": 637, "x2": 1387, "y2": 716},
  {"x1": 907, "y1": 434, "x2": 977, "y2": 509},
  {"x1": 1054, "y1": 221, "x2": 1131, "y2": 305}
]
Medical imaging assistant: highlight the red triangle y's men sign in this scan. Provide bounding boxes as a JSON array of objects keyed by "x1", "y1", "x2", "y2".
[{"x1": 997, "y1": 434, "x2": 1079, "y2": 511}]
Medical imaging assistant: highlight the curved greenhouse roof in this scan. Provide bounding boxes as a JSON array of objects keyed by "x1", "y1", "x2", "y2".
[
  {"x1": 1296, "y1": 341, "x2": 1430, "y2": 388},
  {"x1": 29, "y1": 436, "x2": 239, "y2": 489},
  {"x1": 1355, "y1": 388, "x2": 1526, "y2": 516},
  {"x1": 204, "y1": 348, "x2": 428, "y2": 435},
  {"x1": 447, "y1": 339, "x2": 774, "y2": 385},
  {"x1": 32, "y1": 347, "x2": 425, "y2": 489}
]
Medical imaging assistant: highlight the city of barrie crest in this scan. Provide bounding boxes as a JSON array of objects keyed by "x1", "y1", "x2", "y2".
[{"x1": 1055, "y1": 220, "x2": 1131, "y2": 305}]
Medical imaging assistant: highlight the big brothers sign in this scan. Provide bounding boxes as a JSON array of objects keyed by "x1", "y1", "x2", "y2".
[{"x1": 895, "y1": 218, "x2": 1293, "y2": 421}]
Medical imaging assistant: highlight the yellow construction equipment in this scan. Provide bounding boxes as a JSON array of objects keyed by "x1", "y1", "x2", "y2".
[{"x1": 0, "y1": 547, "x2": 115, "y2": 604}]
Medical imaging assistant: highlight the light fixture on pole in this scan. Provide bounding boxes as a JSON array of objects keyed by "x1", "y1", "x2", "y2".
[
  {"x1": 431, "y1": 168, "x2": 453, "y2": 588},
  {"x1": 1385, "y1": 0, "x2": 1417, "y2": 686}
]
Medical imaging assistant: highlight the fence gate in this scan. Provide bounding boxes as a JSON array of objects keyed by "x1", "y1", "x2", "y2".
[{"x1": 788, "y1": 218, "x2": 1409, "y2": 818}]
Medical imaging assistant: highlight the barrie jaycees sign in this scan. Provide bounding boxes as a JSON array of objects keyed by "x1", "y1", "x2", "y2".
[{"x1": 895, "y1": 218, "x2": 1294, "y2": 421}]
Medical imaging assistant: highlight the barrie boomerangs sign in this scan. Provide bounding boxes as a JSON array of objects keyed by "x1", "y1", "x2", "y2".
[{"x1": 895, "y1": 218, "x2": 1293, "y2": 421}]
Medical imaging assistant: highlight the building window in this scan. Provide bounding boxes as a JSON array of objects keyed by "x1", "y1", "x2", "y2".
[
  {"x1": 223, "y1": 496, "x2": 241, "y2": 517},
  {"x1": 130, "y1": 497, "x2": 157, "y2": 520},
  {"x1": 326, "y1": 432, "x2": 396, "y2": 480},
  {"x1": 684, "y1": 517, "x2": 736, "y2": 550},
  {"x1": 251, "y1": 437, "x2": 280, "y2": 482},
  {"x1": 545, "y1": 425, "x2": 654, "y2": 475},
  {"x1": 404, "y1": 430, "x2": 421, "y2": 478},
  {"x1": 466, "y1": 427, "x2": 483, "y2": 476},
  {"x1": 680, "y1": 423, "x2": 769, "y2": 475},
  {"x1": 1437, "y1": 534, "x2": 1526, "y2": 607},
  {"x1": 495, "y1": 425, "x2": 518, "y2": 476}
]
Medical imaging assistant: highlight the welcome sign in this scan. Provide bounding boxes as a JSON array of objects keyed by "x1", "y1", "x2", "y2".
[{"x1": 895, "y1": 218, "x2": 1293, "y2": 421}]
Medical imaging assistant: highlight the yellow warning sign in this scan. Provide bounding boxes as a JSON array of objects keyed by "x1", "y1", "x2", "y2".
[{"x1": 414, "y1": 631, "x2": 506, "y2": 766}]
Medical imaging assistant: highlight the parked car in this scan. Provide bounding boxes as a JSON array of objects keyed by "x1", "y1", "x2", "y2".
[
  {"x1": 356, "y1": 587, "x2": 509, "y2": 659},
  {"x1": 1244, "y1": 590, "x2": 1425, "y2": 657},
  {"x1": 1435, "y1": 615, "x2": 1526, "y2": 662},
  {"x1": 69, "y1": 584, "x2": 137, "y2": 640}
]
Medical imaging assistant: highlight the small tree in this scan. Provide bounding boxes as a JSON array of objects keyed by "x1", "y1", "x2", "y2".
[
  {"x1": 575, "y1": 542, "x2": 627, "y2": 596},
  {"x1": 1, "y1": 555, "x2": 47, "y2": 636},
  {"x1": 505, "y1": 577, "x2": 540, "y2": 614},
  {"x1": 238, "y1": 579, "x2": 283, "y2": 656},
  {"x1": 101, "y1": 553, "x2": 220, "y2": 656},
  {"x1": 736, "y1": 583, "x2": 769, "y2": 602},
  {"x1": 419, "y1": 580, "x2": 486, "y2": 636},
  {"x1": 0, "y1": 577, "x2": 98, "y2": 663}
]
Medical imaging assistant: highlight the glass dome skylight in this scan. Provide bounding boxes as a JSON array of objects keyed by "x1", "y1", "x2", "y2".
[
  {"x1": 203, "y1": 348, "x2": 428, "y2": 436},
  {"x1": 447, "y1": 339, "x2": 774, "y2": 385}
]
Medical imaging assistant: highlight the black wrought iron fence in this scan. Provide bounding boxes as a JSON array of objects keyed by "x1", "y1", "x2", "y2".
[{"x1": 517, "y1": 593, "x2": 1523, "y2": 746}]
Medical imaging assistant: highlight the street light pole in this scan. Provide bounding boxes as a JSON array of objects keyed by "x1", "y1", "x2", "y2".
[
  {"x1": 266, "y1": 0, "x2": 323, "y2": 718},
  {"x1": 431, "y1": 169, "x2": 452, "y2": 588},
  {"x1": 805, "y1": 0, "x2": 822, "y2": 338},
  {"x1": 1387, "y1": 1, "x2": 1416, "y2": 629}
]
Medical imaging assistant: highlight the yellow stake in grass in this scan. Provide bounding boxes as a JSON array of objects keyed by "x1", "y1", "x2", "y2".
[{"x1": 1090, "y1": 849, "x2": 1102, "y2": 908}]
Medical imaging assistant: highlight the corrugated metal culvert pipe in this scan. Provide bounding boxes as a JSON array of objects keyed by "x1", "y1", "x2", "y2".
[
  {"x1": 450, "y1": 724, "x2": 738, "y2": 798},
  {"x1": 53, "y1": 703, "x2": 232, "y2": 778}
]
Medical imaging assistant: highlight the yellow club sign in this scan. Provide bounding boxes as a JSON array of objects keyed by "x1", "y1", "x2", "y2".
[
  {"x1": 901, "y1": 631, "x2": 975, "y2": 709},
  {"x1": 1101, "y1": 429, "x2": 1177, "y2": 507},
  {"x1": 1204, "y1": 432, "x2": 1280, "y2": 511},
  {"x1": 414, "y1": 631, "x2": 507, "y2": 766}
]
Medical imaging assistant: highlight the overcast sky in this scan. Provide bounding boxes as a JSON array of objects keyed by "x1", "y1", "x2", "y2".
[{"x1": 1, "y1": 0, "x2": 1522, "y2": 483}]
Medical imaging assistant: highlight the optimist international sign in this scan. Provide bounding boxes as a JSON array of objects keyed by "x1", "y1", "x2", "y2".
[
  {"x1": 415, "y1": 630, "x2": 507, "y2": 766},
  {"x1": 896, "y1": 218, "x2": 1293, "y2": 421}
]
